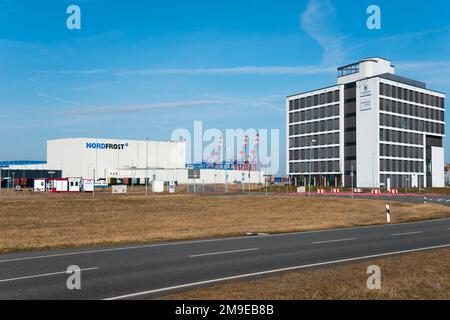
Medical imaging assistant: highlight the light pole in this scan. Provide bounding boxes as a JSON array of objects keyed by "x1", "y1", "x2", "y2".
[
  {"x1": 308, "y1": 139, "x2": 317, "y2": 197},
  {"x1": 93, "y1": 169, "x2": 96, "y2": 199},
  {"x1": 12, "y1": 172, "x2": 15, "y2": 191},
  {"x1": 145, "y1": 137, "x2": 149, "y2": 198},
  {"x1": 405, "y1": 176, "x2": 410, "y2": 194},
  {"x1": 225, "y1": 172, "x2": 229, "y2": 194},
  {"x1": 265, "y1": 174, "x2": 268, "y2": 196},
  {"x1": 287, "y1": 176, "x2": 290, "y2": 194},
  {"x1": 351, "y1": 162, "x2": 354, "y2": 199}
]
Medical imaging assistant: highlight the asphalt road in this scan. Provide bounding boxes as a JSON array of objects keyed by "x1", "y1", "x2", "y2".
[
  {"x1": 323, "y1": 194, "x2": 450, "y2": 206},
  {"x1": 0, "y1": 217, "x2": 449, "y2": 300},
  {"x1": 208, "y1": 192, "x2": 450, "y2": 206}
]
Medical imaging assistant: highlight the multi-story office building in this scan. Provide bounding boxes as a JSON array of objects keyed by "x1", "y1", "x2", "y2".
[{"x1": 287, "y1": 57, "x2": 446, "y2": 189}]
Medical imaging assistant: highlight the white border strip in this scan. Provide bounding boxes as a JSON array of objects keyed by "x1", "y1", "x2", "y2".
[{"x1": 104, "y1": 244, "x2": 450, "y2": 300}]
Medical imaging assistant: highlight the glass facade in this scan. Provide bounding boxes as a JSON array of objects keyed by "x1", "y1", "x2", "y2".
[
  {"x1": 378, "y1": 81, "x2": 445, "y2": 188},
  {"x1": 288, "y1": 87, "x2": 341, "y2": 186}
]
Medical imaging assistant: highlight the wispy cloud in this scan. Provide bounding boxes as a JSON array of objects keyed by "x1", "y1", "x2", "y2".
[
  {"x1": 69, "y1": 83, "x2": 105, "y2": 91},
  {"x1": 379, "y1": 25, "x2": 450, "y2": 43},
  {"x1": 396, "y1": 60, "x2": 450, "y2": 73},
  {"x1": 346, "y1": 25, "x2": 450, "y2": 54},
  {"x1": 114, "y1": 65, "x2": 335, "y2": 77},
  {"x1": 395, "y1": 60, "x2": 450, "y2": 89},
  {"x1": 57, "y1": 69, "x2": 109, "y2": 75},
  {"x1": 58, "y1": 100, "x2": 229, "y2": 115},
  {"x1": 300, "y1": 0, "x2": 346, "y2": 66},
  {"x1": 37, "y1": 92, "x2": 283, "y2": 116},
  {"x1": 37, "y1": 93, "x2": 90, "y2": 107}
]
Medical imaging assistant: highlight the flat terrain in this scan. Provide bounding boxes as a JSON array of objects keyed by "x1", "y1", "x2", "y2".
[
  {"x1": 1, "y1": 217, "x2": 449, "y2": 299},
  {"x1": 164, "y1": 248, "x2": 450, "y2": 300},
  {"x1": 1, "y1": 192, "x2": 450, "y2": 253}
]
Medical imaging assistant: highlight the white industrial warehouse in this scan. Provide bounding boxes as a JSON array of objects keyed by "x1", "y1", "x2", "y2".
[{"x1": 7, "y1": 138, "x2": 265, "y2": 186}]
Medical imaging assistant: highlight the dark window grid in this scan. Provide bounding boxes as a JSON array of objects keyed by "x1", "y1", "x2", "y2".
[
  {"x1": 379, "y1": 108, "x2": 445, "y2": 124},
  {"x1": 379, "y1": 116, "x2": 444, "y2": 135},
  {"x1": 289, "y1": 115, "x2": 340, "y2": 124},
  {"x1": 380, "y1": 98, "x2": 445, "y2": 120}
]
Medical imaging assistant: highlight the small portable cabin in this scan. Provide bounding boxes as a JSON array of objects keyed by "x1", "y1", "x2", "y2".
[
  {"x1": 34, "y1": 179, "x2": 46, "y2": 192},
  {"x1": 68, "y1": 178, "x2": 82, "y2": 192},
  {"x1": 152, "y1": 180, "x2": 164, "y2": 193},
  {"x1": 82, "y1": 179, "x2": 94, "y2": 192},
  {"x1": 50, "y1": 178, "x2": 69, "y2": 192}
]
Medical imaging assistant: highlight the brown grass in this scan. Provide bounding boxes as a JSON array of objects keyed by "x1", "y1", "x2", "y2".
[
  {"x1": 0, "y1": 192, "x2": 449, "y2": 254},
  {"x1": 163, "y1": 249, "x2": 450, "y2": 300}
]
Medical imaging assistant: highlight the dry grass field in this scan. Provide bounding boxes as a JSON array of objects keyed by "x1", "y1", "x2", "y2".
[
  {"x1": 0, "y1": 192, "x2": 449, "y2": 254},
  {"x1": 164, "y1": 248, "x2": 450, "y2": 300}
]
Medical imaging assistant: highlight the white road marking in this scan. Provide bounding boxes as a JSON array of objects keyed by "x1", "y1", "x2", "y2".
[
  {"x1": 392, "y1": 231, "x2": 423, "y2": 236},
  {"x1": 312, "y1": 238, "x2": 356, "y2": 244},
  {"x1": 0, "y1": 238, "x2": 261, "y2": 264},
  {"x1": 104, "y1": 243, "x2": 450, "y2": 300},
  {"x1": 0, "y1": 267, "x2": 99, "y2": 283},
  {"x1": 2, "y1": 217, "x2": 450, "y2": 264},
  {"x1": 190, "y1": 248, "x2": 259, "y2": 258}
]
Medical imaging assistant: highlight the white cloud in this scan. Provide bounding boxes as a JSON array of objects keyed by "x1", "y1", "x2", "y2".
[
  {"x1": 58, "y1": 69, "x2": 109, "y2": 75},
  {"x1": 300, "y1": 0, "x2": 346, "y2": 66},
  {"x1": 58, "y1": 100, "x2": 228, "y2": 115},
  {"x1": 69, "y1": 83, "x2": 105, "y2": 91},
  {"x1": 396, "y1": 60, "x2": 450, "y2": 89},
  {"x1": 396, "y1": 60, "x2": 450, "y2": 72},
  {"x1": 37, "y1": 92, "x2": 284, "y2": 116},
  {"x1": 114, "y1": 65, "x2": 335, "y2": 77},
  {"x1": 37, "y1": 93, "x2": 89, "y2": 107}
]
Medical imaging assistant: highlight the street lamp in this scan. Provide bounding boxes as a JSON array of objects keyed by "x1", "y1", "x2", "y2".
[
  {"x1": 308, "y1": 139, "x2": 317, "y2": 197},
  {"x1": 145, "y1": 137, "x2": 149, "y2": 198},
  {"x1": 350, "y1": 162, "x2": 355, "y2": 199},
  {"x1": 225, "y1": 173, "x2": 229, "y2": 194},
  {"x1": 405, "y1": 176, "x2": 410, "y2": 194}
]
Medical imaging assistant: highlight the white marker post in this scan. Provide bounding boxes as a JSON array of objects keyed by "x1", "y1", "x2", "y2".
[{"x1": 386, "y1": 205, "x2": 391, "y2": 224}]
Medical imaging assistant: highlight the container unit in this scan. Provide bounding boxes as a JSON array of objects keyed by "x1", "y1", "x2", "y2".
[
  {"x1": 50, "y1": 179, "x2": 69, "y2": 192},
  {"x1": 152, "y1": 180, "x2": 165, "y2": 193},
  {"x1": 34, "y1": 179, "x2": 46, "y2": 192},
  {"x1": 68, "y1": 178, "x2": 82, "y2": 192},
  {"x1": 82, "y1": 179, "x2": 94, "y2": 192}
]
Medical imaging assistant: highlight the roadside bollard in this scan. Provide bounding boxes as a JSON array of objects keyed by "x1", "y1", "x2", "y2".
[
  {"x1": 424, "y1": 197, "x2": 427, "y2": 204},
  {"x1": 386, "y1": 205, "x2": 391, "y2": 224}
]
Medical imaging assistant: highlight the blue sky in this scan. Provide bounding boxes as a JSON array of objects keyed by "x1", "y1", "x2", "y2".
[{"x1": 1, "y1": 0, "x2": 450, "y2": 174}]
